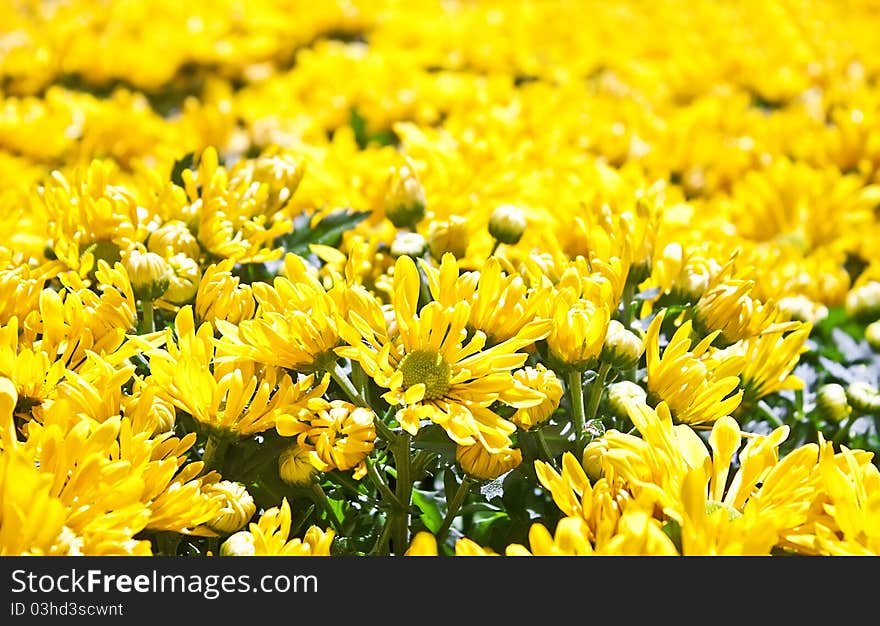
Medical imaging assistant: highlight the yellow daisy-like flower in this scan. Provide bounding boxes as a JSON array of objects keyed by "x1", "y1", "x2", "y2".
[
  {"x1": 509, "y1": 364, "x2": 563, "y2": 430},
  {"x1": 278, "y1": 398, "x2": 376, "y2": 480},
  {"x1": 147, "y1": 306, "x2": 329, "y2": 437},
  {"x1": 404, "y1": 531, "x2": 500, "y2": 556},
  {"x1": 424, "y1": 254, "x2": 550, "y2": 344},
  {"x1": 230, "y1": 498, "x2": 335, "y2": 556},
  {"x1": 194, "y1": 259, "x2": 256, "y2": 326},
  {"x1": 645, "y1": 310, "x2": 744, "y2": 427},
  {"x1": 336, "y1": 254, "x2": 552, "y2": 453},
  {"x1": 215, "y1": 253, "x2": 344, "y2": 373}
]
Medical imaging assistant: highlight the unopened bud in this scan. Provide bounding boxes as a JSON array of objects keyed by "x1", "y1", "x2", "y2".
[
  {"x1": 456, "y1": 443, "x2": 522, "y2": 481},
  {"x1": 206, "y1": 481, "x2": 257, "y2": 534},
  {"x1": 488, "y1": 204, "x2": 527, "y2": 245},
  {"x1": 384, "y1": 162, "x2": 426, "y2": 229},
  {"x1": 163, "y1": 254, "x2": 202, "y2": 304},
  {"x1": 122, "y1": 244, "x2": 171, "y2": 300},
  {"x1": 816, "y1": 383, "x2": 851, "y2": 422},
  {"x1": 428, "y1": 216, "x2": 469, "y2": 260},
  {"x1": 219, "y1": 531, "x2": 255, "y2": 556},
  {"x1": 600, "y1": 320, "x2": 645, "y2": 370},
  {"x1": 390, "y1": 232, "x2": 427, "y2": 258},
  {"x1": 866, "y1": 320, "x2": 880, "y2": 351},
  {"x1": 278, "y1": 444, "x2": 317, "y2": 485},
  {"x1": 148, "y1": 220, "x2": 201, "y2": 259},
  {"x1": 846, "y1": 381, "x2": 880, "y2": 414},
  {"x1": 605, "y1": 381, "x2": 648, "y2": 420},
  {"x1": 845, "y1": 282, "x2": 880, "y2": 322}
]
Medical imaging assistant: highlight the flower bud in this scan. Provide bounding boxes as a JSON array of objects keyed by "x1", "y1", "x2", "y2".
[
  {"x1": 219, "y1": 531, "x2": 255, "y2": 556},
  {"x1": 206, "y1": 481, "x2": 257, "y2": 534},
  {"x1": 815, "y1": 383, "x2": 851, "y2": 422},
  {"x1": 510, "y1": 364, "x2": 563, "y2": 429},
  {"x1": 845, "y1": 281, "x2": 880, "y2": 322},
  {"x1": 456, "y1": 443, "x2": 522, "y2": 481},
  {"x1": 600, "y1": 320, "x2": 645, "y2": 370},
  {"x1": 777, "y1": 294, "x2": 829, "y2": 325},
  {"x1": 163, "y1": 253, "x2": 202, "y2": 304},
  {"x1": 278, "y1": 444, "x2": 317, "y2": 485},
  {"x1": 428, "y1": 216, "x2": 469, "y2": 260},
  {"x1": 122, "y1": 244, "x2": 171, "y2": 301},
  {"x1": 866, "y1": 320, "x2": 880, "y2": 351},
  {"x1": 390, "y1": 232, "x2": 427, "y2": 258},
  {"x1": 846, "y1": 381, "x2": 880, "y2": 414},
  {"x1": 148, "y1": 220, "x2": 201, "y2": 259},
  {"x1": 605, "y1": 381, "x2": 648, "y2": 420},
  {"x1": 488, "y1": 204, "x2": 527, "y2": 245},
  {"x1": 384, "y1": 162, "x2": 426, "y2": 229}
]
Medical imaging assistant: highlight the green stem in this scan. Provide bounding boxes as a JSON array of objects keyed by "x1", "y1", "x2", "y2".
[
  {"x1": 436, "y1": 476, "x2": 473, "y2": 544},
  {"x1": 373, "y1": 413, "x2": 399, "y2": 446},
  {"x1": 391, "y1": 432, "x2": 413, "y2": 555},
  {"x1": 331, "y1": 363, "x2": 369, "y2": 407},
  {"x1": 756, "y1": 400, "x2": 785, "y2": 429},
  {"x1": 310, "y1": 482, "x2": 344, "y2": 534},
  {"x1": 535, "y1": 428, "x2": 557, "y2": 468},
  {"x1": 156, "y1": 532, "x2": 181, "y2": 556},
  {"x1": 369, "y1": 513, "x2": 394, "y2": 556},
  {"x1": 351, "y1": 361, "x2": 371, "y2": 406},
  {"x1": 585, "y1": 362, "x2": 612, "y2": 424},
  {"x1": 622, "y1": 281, "x2": 635, "y2": 328},
  {"x1": 366, "y1": 457, "x2": 404, "y2": 509},
  {"x1": 202, "y1": 433, "x2": 230, "y2": 474},
  {"x1": 568, "y1": 369, "x2": 586, "y2": 455},
  {"x1": 489, "y1": 239, "x2": 501, "y2": 257},
  {"x1": 832, "y1": 414, "x2": 858, "y2": 447},
  {"x1": 139, "y1": 298, "x2": 155, "y2": 334}
]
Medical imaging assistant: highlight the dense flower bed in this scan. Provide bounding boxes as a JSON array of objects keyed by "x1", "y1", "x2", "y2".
[{"x1": 2, "y1": 0, "x2": 880, "y2": 556}]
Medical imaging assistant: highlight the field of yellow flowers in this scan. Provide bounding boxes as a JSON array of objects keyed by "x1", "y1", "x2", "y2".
[{"x1": 2, "y1": 0, "x2": 880, "y2": 557}]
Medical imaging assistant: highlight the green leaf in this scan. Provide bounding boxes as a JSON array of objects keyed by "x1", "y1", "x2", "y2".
[
  {"x1": 170, "y1": 152, "x2": 194, "y2": 188},
  {"x1": 412, "y1": 488, "x2": 443, "y2": 533},
  {"x1": 280, "y1": 209, "x2": 371, "y2": 259}
]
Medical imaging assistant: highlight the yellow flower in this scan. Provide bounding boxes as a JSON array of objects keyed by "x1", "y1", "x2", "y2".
[
  {"x1": 147, "y1": 219, "x2": 202, "y2": 260},
  {"x1": 424, "y1": 254, "x2": 550, "y2": 344},
  {"x1": 278, "y1": 444, "x2": 318, "y2": 486},
  {"x1": 337, "y1": 254, "x2": 551, "y2": 452},
  {"x1": 236, "y1": 498, "x2": 335, "y2": 556},
  {"x1": 404, "y1": 531, "x2": 499, "y2": 556},
  {"x1": 645, "y1": 310, "x2": 744, "y2": 427},
  {"x1": 542, "y1": 270, "x2": 613, "y2": 370},
  {"x1": 509, "y1": 364, "x2": 563, "y2": 430},
  {"x1": 195, "y1": 259, "x2": 256, "y2": 326},
  {"x1": 147, "y1": 306, "x2": 329, "y2": 437},
  {"x1": 279, "y1": 399, "x2": 376, "y2": 479},
  {"x1": 732, "y1": 322, "x2": 812, "y2": 405},
  {"x1": 215, "y1": 253, "x2": 344, "y2": 373}
]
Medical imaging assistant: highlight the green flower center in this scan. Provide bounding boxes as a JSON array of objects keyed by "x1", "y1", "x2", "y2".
[{"x1": 399, "y1": 350, "x2": 452, "y2": 400}]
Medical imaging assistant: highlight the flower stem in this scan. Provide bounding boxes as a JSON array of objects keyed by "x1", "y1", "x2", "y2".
[
  {"x1": 310, "y1": 482, "x2": 344, "y2": 534},
  {"x1": 201, "y1": 432, "x2": 229, "y2": 474},
  {"x1": 585, "y1": 362, "x2": 612, "y2": 424},
  {"x1": 832, "y1": 414, "x2": 857, "y2": 447},
  {"x1": 489, "y1": 239, "x2": 501, "y2": 257},
  {"x1": 365, "y1": 457, "x2": 404, "y2": 509},
  {"x1": 391, "y1": 432, "x2": 413, "y2": 555},
  {"x1": 535, "y1": 428, "x2": 557, "y2": 468},
  {"x1": 436, "y1": 476, "x2": 473, "y2": 544},
  {"x1": 331, "y1": 363, "x2": 369, "y2": 407},
  {"x1": 568, "y1": 369, "x2": 586, "y2": 455},
  {"x1": 139, "y1": 298, "x2": 155, "y2": 334}
]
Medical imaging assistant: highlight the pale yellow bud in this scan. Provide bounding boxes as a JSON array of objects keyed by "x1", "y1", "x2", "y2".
[
  {"x1": 278, "y1": 444, "x2": 317, "y2": 485},
  {"x1": 606, "y1": 381, "x2": 648, "y2": 420},
  {"x1": 163, "y1": 254, "x2": 202, "y2": 304},
  {"x1": 384, "y1": 162, "x2": 426, "y2": 229},
  {"x1": 147, "y1": 220, "x2": 201, "y2": 259},
  {"x1": 121, "y1": 244, "x2": 171, "y2": 300},
  {"x1": 866, "y1": 320, "x2": 880, "y2": 351},
  {"x1": 845, "y1": 282, "x2": 880, "y2": 322},
  {"x1": 390, "y1": 232, "x2": 427, "y2": 258},
  {"x1": 206, "y1": 481, "x2": 257, "y2": 534},
  {"x1": 428, "y1": 216, "x2": 469, "y2": 260},
  {"x1": 456, "y1": 443, "x2": 522, "y2": 481},
  {"x1": 601, "y1": 320, "x2": 645, "y2": 370},
  {"x1": 846, "y1": 381, "x2": 880, "y2": 414},
  {"x1": 816, "y1": 383, "x2": 851, "y2": 422},
  {"x1": 220, "y1": 531, "x2": 256, "y2": 556},
  {"x1": 488, "y1": 204, "x2": 527, "y2": 245}
]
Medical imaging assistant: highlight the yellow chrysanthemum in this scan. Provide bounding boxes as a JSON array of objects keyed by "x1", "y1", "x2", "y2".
[
  {"x1": 645, "y1": 310, "x2": 744, "y2": 426},
  {"x1": 337, "y1": 254, "x2": 552, "y2": 452},
  {"x1": 509, "y1": 364, "x2": 563, "y2": 430},
  {"x1": 232, "y1": 498, "x2": 335, "y2": 556},
  {"x1": 194, "y1": 259, "x2": 256, "y2": 326}
]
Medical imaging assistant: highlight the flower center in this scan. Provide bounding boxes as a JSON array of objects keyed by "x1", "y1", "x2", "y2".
[{"x1": 399, "y1": 350, "x2": 451, "y2": 400}]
